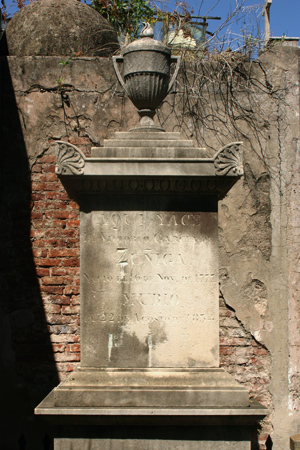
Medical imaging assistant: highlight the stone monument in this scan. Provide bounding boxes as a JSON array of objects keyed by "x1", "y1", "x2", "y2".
[{"x1": 36, "y1": 24, "x2": 267, "y2": 450}]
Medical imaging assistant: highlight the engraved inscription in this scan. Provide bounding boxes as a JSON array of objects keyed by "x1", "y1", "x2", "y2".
[
  {"x1": 116, "y1": 248, "x2": 188, "y2": 266},
  {"x1": 81, "y1": 210, "x2": 219, "y2": 368}
]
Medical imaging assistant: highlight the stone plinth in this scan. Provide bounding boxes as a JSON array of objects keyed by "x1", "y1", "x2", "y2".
[
  {"x1": 291, "y1": 434, "x2": 300, "y2": 450},
  {"x1": 51, "y1": 368, "x2": 249, "y2": 408},
  {"x1": 36, "y1": 131, "x2": 267, "y2": 449}
]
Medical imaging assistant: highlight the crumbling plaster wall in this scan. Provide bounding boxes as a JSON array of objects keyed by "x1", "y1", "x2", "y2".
[
  {"x1": 220, "y1": 46, "x2": 300, "y2": 449},
  {"x1": 157, "y1": 45, "x2": 300, "y2": 448},
  {"x1": 0, "y1": 45, "x2": 299, "y2": 449}
]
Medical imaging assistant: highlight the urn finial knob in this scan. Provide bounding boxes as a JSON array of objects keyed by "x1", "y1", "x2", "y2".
[{"x1": 140, "y1": 22, "x2": 154, "y2": 38}]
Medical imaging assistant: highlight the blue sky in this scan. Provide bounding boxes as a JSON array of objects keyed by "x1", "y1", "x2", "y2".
[
  {"x1": 153, "y1": 0, "x2": 300, "y2": 40},
  {"x1": 186, "y1": 0, "x2": 300, "y2": 38},
  {"x1": 3, "y1": 0, "x2": 300, "y2": 41}
]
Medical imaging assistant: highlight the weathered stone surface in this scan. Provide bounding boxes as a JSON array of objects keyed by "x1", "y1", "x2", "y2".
[
  {"x1": 51, "y1": 368, "x2": 249, "y2": 408},
  {"x1": 52, "y1": 425, "x2": 254, "y2": 450},
  {"x1": 3, "y1": 0, "x2": 119, "y2": 56},
  {"x1": 113, "y1": 27, "x2": 180, "y2": 131},
  {"x1": 81, "y1": 209, "x2": 219, "y2": 368},
  {"x1": 53, "y1": 136, "x2": 243, "y2": 200},
  {"x1": 54, "y1": 429, "x2": 252, "y2": 450}
]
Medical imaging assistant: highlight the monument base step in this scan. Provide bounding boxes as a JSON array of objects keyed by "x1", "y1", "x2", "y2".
[{"x1": 50, "y1": 367, "x2": 250, "y2": 408}]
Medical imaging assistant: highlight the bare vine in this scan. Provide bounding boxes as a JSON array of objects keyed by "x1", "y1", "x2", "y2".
[{"x1": 157, "y1": 47, "x2": 287, "y2": 175}]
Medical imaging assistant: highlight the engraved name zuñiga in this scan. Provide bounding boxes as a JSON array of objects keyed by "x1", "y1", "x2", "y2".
[{"x1": 116, "y1": 248, "x2": 189, "y2": 266}]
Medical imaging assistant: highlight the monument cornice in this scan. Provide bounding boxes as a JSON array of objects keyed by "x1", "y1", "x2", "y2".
[{"x1": 54, "y1": 139, "x2": 243, "y2": 200}]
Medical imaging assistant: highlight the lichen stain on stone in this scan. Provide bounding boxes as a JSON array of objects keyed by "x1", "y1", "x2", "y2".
[
  {"x1": 241, "y1": 275, "x2": 268, "y2": 318},
  {"x1": 239, "y1": 163, "x2": 271, "y2": 260},
  {"x1": 148, "y1": 321, "x2": 168, "y2": 346},
  {"x1": 109, "y1": 330, "x2": 148, "y2": 368},
  {"x1": 187, "y1": 357, "x2": 197, "y2": 367}
]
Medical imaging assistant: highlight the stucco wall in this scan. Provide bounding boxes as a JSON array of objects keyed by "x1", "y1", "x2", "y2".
[{"x1": 0, "y1": 46, "x2": 299, "y2": 449}]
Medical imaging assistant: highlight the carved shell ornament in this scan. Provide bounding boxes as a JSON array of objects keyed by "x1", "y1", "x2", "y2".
[
  {"x1": 55, "y1": 141, "x2": 85, "y2": 175},
  {"x1": 214, "y1": 142, "x2": 244, "y2": 176}
]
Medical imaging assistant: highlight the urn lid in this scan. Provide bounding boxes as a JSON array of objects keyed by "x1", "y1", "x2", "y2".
[{"x1": 122, "y1": 23, "x2": 171, "y2": 56}]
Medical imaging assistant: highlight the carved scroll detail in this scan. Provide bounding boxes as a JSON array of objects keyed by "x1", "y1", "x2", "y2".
[
  {"x1": 55, "y1": 141, "x2": 85, "y2": 175},
  {"x1": 214, "y1": 142, "x2": 243, "y2": 176}
]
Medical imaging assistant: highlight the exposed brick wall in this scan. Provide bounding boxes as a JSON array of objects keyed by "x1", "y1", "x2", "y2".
[
  {"x1": 30, "y1": 137, "x2": 92, "y2": 381},
  {"x1": 219, "y1": 294, "x2": 272, "y2": 450}
]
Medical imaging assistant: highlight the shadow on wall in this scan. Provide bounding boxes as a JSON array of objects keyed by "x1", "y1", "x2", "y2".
[{"x1": 0, "y1": 37, "x2": 59, "y2": 449}]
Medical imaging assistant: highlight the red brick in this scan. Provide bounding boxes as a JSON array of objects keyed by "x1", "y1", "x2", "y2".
[
  {"x1": 32, "y1": 239, "x2": 50, "y2": 248},
  {"x1": 32, "y1": 249, "x2": 48, "y2": 258},
  {"x1": 44, "y1": 229, "x2": 77, "y2": 238},
  {"x1": 253, "y1": 347, "x2": 268, "y2": 356},
  {"x1": 32, "y1": 182, "x2": 61, "y2": 191},
  {"x1": 38, "y1": 155, "x2": 56, "y2": 163},
  {"x1": 44, "y1": 304, "x2": 61, "y2": 314},
  {"x1": 32, "y1": 201, "x2": 47, "y2": 210},
  {"x1": 46, "y1": 191, "x2": 69, "y2": 200},
  {"x1": 69, "y1": 136, "x2": 91, "y2": 145},
  {"x1": 220, "y1": 346, "x2": 235, "y2": 356},
  {"x1": 53, "y1": 220, "x2": 67, "y2": 228},
  {"x1": 220, "y1": 337, "x2": 249, "y2": 347},
  {"x1": 40, "y1": 285, "x2": 64, "y2": 294},
  {"x1": 56, "y1": 362, "x2": 80, "y2": 373},
  {"x1": 31, "y1": 193, "x2": 46, "y2": 201},
  {"x1": 34, "y1": 200, "x2": 68, "y2": 211},
  {"x1": 52, "y1": 344, "x2": 65, "y2": 352},
  {"x1": 43, "y1": 164, "x2": 56, "y2": 173},
  {"x1": 66, "y1": 344, "x2": 81, "y2": 352},
  {"x1": 45, "y1": 211, "x2": 78, "y2": 220},
  {"x1": 49, "y1": 249, "x2": 79, "y2": 257},
  {"x1": 52, "y1": 267, "x2": 79, "y2": 276},
  {"x1": 66, "y1": 238, "x2": 80, "y2": 246},
  {"x1": 31, "y1": 212, "x2": 44, "y2": 220},
  {"x1": 30, "y1": 229, "x2": 43, "y2": 238},
  {"x1": 42, "y1": 276, "x2": 68, "y2": 285},
  {"x1": 71, "y1": 296, "x2": 80, "y2": 305},
  {"x1": 64, "y1": 258, "x2": 80, "y2": 267},
  {"x1": 48, "y1": 324, "x2": 78, "y2": 334},
  {"x1": 64, "y1": 286, "x2": 80, "y2": 295},
  {"x1": 47, "y1": 315, "x2": 64, "y2": 325},
  {"x1": 62, "y1": 305, "x2": 80, "y2": 315},
  {"x1": 31, "y1": 164, "x2": 42, "y2": 173},
  {"x1": 51, "y1": 335, "x2": 80, "y2": 343},
  {"x1": 55, "y1": 352, "x2": 80, "y2": 362},
  {"x1": 67, "y1": 219, "x2": 80, "y2": 228},
  {"x1": 35, "y1": 258, "x2": 61, "y2": 267},
  {"x1": 33, "y1": 238, "x2": 66, "y2": 248},
  {"x1": 47, "y1": 295, "x2": 70, "y2": 305},
  {"x1": 38, "y1": 173, "x2": 58, "y2": 182},
  {"x1": 50, "y1": 201, "x2": 68, "y2": 210},
  {"x1": 51, "y1": 268, "x2": 68, "y2": 276},
  {"x1": 31, "y1": 220, "x2": 47, "y2": 230},
  {"x1": 36, "y1": 268, "x2": 50, "y2": 277}
]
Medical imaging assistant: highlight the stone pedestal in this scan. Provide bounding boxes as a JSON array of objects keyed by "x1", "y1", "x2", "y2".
[{"x1": 35, "y1": 131, "x2": 267, "y2": 449}]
